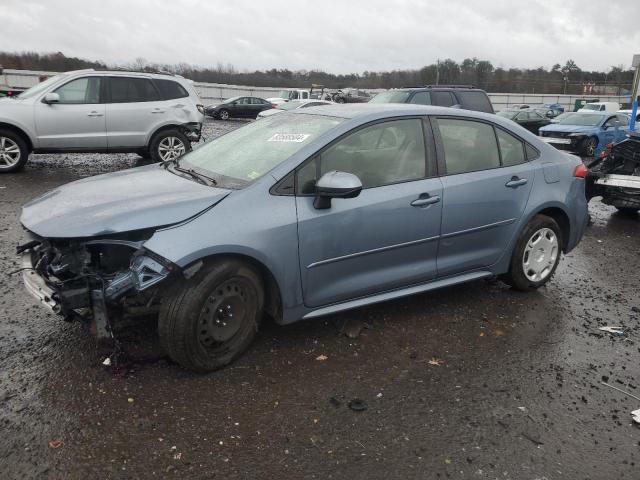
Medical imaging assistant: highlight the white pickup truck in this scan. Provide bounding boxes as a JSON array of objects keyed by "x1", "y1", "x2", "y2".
[{"x1": 266, "y1": 85, "x2": 328, "y2": 106}]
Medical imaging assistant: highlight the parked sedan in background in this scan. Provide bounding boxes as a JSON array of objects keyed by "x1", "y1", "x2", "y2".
[
  {"x1": 205, "y1": 96, "x2": 274, "y2": 120},
  {"x1": 19, "y1": 104, "x2": 588, "y2": 372},
  {"x1": 257, "y1": 99, "x2": 333, "y2": 118},
  {"x1": 539, "y1": 112, "x2": 630, "y2": 156},
  {"x1": 497, "y1": 108, "x2": 551, "y2": 134}
]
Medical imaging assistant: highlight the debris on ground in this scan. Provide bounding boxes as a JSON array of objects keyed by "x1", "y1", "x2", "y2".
[
  {"x1": 102, "y1": 357, "x2": 112, "y2": 367},
  {"x1": 48, "y1": 440, "x2": 63, "y2": 449},
  {"x1": 598, "y1": 326, "x2": 625, "y2": 336},
  {"x1": 329, "y1": 397, "x2": 341, "y2": 408},
  {"x1": 601, "y1": 382, "x2": 640, "y2": 401},
  {"x1": 632, "y1": 409, "x2": 640, "y2": 425},
  {"x1": 315, "y1": 354, "x2": 328, "y2": 361},
  {"x1": 428, "y1": 357, "x2": 445, "y2": 366},
  {"x1": 348, "y1": 399, "x2": 368, "y2": 412},
  {"x1": 340, "y1": 318, "x2": 367, "y2": 339}
]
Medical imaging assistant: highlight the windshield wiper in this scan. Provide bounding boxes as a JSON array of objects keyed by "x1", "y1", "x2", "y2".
[{"x1": 172, "y1": 165, "x2": 217, "y2": 186}]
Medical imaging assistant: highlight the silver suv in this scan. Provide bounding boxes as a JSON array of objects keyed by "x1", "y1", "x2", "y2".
[{"x1": 0, "y1": 69, "x2": 205, "y2": 172}]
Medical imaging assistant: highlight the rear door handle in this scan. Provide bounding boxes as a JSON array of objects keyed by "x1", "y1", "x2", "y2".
[
  {"x1": 87, "y1": 111, "x2": 103, "y2": 117},
  {"x1": 411, "y1": 194, "x2": 440, "y2": 207},
  {"x1": 151, "y1": 109, "x2": 166, "y2": 114},
  {"x1": 505, "y1": 177, "x2": 528, "y2": 188}
]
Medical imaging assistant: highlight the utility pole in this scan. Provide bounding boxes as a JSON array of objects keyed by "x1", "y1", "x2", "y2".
[{"x1": 435, "y1": 59, "x2": 440, "y2": 86}]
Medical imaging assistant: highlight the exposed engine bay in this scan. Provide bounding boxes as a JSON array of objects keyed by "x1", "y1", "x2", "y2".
[
  {"x1": 18, "y1": 230, "x2": 176, "y2": 340},
  {"x1": 586, "y1": 133, "x2": 640, "y2": 211}
]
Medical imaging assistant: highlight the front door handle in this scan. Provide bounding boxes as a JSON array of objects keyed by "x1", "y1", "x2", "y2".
[
  {"x1": 151, "y1": 109, "x2": 166, "y2": 114},
  {"x1": 411, "y1": 194, "x2": 440, "y2": 207},
  {"x1": 505, "y1": 177, "x2": 528, "y2": 188},
  {"x1": 87, "y1": 111, "x2": 103, "y2": 117}
]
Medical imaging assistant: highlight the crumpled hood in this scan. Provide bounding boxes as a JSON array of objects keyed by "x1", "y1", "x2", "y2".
[
  {"x1": 540, "y1": 123, "x2": 597, "y2": 134},
  {"x1": 21, "y1": 164, "x2": 230, "y2": 238}
]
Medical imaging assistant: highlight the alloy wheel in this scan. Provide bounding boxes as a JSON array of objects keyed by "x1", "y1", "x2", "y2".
[
  {"x1": 157, "y1": 136, "x2": 186, "y2": 162},
  {"x1": 0, "y1": 137, "x2": 21, "y2": 169},
  {"x1": 522, "y1": 227, "x2": 558, "y2": 282}
]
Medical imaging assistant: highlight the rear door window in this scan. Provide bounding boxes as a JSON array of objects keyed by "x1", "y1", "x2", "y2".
[
  {"x1": 109, "y1": 77, "x2": 160, "y2": 103},
  {"x1": 431, "y1": 91, "x2": 456, "y2": 107},
  {"x1": 456, "y1": 91, "x2": 493, "y2": 112},
  {"x1": 409, "y1": 92, "x2": 431, "y2": 105},
  {"x1": 436, "y1": 118, "x2": 500, "y2": 174},
  {"x1": 154, "y1": 79, "x2": 189, "y2": 100},
  {"x1": 496, "y1": 128, "x2": 526, "y2": 166}
]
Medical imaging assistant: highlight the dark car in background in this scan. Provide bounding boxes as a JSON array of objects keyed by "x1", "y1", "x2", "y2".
[
  {"x1": 370, "y1": 85, "x2": 494, "y2": 114},
  {"x1": 205, "y1": 96, "x2": 274, "y2": 120},
  {"x1": 332, "y1": 88, "x2": 371, "y2": 103},
  {"x1": 497, "y1": 108, "x2": 551, "y2": 134}
]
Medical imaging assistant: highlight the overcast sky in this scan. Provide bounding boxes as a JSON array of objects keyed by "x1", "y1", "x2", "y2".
[{"x1": 2, "y1": 0, "x2": 639, "y2": 73}]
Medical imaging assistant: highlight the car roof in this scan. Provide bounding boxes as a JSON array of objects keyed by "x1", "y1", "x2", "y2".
[{"x1": 290, "y1": 103, "x2": 504, "y2": 125}]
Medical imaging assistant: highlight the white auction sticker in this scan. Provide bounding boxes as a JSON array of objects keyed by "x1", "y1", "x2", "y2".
[{"x1": 268, "y1": 133, "x2": 310, "y2": 143}]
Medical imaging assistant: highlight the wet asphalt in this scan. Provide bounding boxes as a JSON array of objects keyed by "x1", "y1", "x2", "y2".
[{"x1": 1, "y1": 118, "x2": 639, "y2": 480}]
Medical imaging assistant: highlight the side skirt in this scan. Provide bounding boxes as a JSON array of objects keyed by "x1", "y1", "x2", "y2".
[{"x1": 302, "y1": 270, "x2": 493, "y2": 320}]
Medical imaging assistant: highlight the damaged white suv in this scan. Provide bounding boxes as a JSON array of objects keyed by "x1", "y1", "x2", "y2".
[{"x1": 0, "y1": 69, "x2": 205, "y2": 172}]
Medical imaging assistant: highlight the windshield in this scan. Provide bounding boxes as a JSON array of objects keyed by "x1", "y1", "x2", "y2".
[
  {"x1": 581, "y1": 104, "x2": 600, "y2": 111},
  {"x1": 369, "y1": 91, "x2": 411, "y2": 103},
  {"x1": 16, "y1": 74, "x2": 65, "y2": 100},
  {"x1": 180, "y1": 113, "x2": 343, "y2": 187},
  {"x1": 278, "y1": 90, "x2": 292, "y2": 99},
  {"x1": 497, "y1": 110, "x2": 518, "y2": 120},
  {"x1": 557, "y1": 113, "x2": 603, "y2": 126}
]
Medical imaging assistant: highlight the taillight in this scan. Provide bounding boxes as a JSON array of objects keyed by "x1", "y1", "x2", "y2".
[{"x1": 574, "y1": 163, "x2": 588, "y2": 178}]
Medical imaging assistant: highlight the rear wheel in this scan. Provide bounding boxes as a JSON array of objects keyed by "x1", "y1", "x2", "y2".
[
  {"x1": 149, "y1": 129, "x2": 191, "y2": 163},
  {"x1": 502, "y1": 215, "x2": 562, "y2": 291},
  {"x1": 158, "y1": 260, "x2": 264, "y2": 372},
  {"x1": 0, "y1": 129, "x2": 29, "y2": 173}
]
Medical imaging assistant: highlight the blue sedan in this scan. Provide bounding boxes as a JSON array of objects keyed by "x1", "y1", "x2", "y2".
[
  {"x1": 539, "y1": 112, "x2": 630, "y2": 157},
  {"x1": 19, "y1": 104, "x2": 589, "y2": 372}
]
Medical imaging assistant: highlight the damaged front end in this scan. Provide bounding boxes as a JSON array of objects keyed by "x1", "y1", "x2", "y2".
[
  {"x1": 18, "y1": 230, "x2": 176, "y2": 340},
  {"x1": 586, "y1": 133, "x2": 640, "y2": 210}
]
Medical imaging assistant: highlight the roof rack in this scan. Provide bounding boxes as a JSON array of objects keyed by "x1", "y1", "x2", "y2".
[
  {"x1": 97, "y1": 68, "x2": 176, "y2": 76},
  {"x1": 422, "y1": 84, "x2": 476, "y2": 89}
]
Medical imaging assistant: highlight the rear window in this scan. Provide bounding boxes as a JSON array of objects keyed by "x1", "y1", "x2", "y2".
[
  {"x1": 456, "y1": 91, "x2": 494, "y2": 113},
  {"x1": 154, "y1": 79, "x2": 189, "y2": 100},
  {"x1": 431, "y1": 91, "x2": 456, "y2": 107},
  {"x1": 109, "y1": 77, "x2": 160, "y2": 103}
]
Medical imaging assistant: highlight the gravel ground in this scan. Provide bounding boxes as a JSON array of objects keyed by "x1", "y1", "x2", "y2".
[{"x1": 1, "y1": 118, "x2": 639, "y2": 479}]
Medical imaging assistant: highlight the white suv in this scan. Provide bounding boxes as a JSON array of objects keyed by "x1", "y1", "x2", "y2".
[{"x1": 0, "y1": 69, "x2": 205, "y2": 173}]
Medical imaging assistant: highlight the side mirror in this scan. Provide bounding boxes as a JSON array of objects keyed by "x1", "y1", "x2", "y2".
[
  {"x1": 42, "y1": 92, "x2": 60, "y2": 104},
  {"x1": 313, "y1": 171, "x2": 362, "y2": 209}
]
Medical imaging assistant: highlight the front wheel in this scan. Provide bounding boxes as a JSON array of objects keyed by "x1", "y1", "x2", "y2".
[
  {"x1": 158, "y1": 260, "x2": 264, "y2": 372},
  {"x1": 218, "y1": 109, "x2": 230, "y2": 120},
  {"x1": 149, "y1": 129, "x2": 191, "y2": 163},
  {"x1": 580, "y1": 136, "x2": 598, "y2": 157},
  {"x1": 502, "y1": 215, "x2": 562, "y2": 291},
  {"x1": 0, "y1": 129, "x2": 29, "y2": 173}
]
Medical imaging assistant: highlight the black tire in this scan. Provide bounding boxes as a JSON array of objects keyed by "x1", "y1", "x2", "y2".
[
  {"x1": 501, "y1": 214, "x2": 562, "y2": 291},
  {"x1": 158, "y1": 260, "x2": 264, "y2": 373},
  {"x1": 0, "y1": 128, "x2": 29, "y2": 173},
  {"x1": 580, "y1": 136, "x2": 598, "y2": 157},
  {"x1": 335, "y1": 97, "x2": 345, "y2": 104},
  {"x1": 615, "y1": 206, "x2": 639, "y2": 215},
  {"x1": 218, "y1": 109, "x2": 230, "y2": 120},
  {"x1": 149, "y1": 129, "x2": 191, "y2": 164}
]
